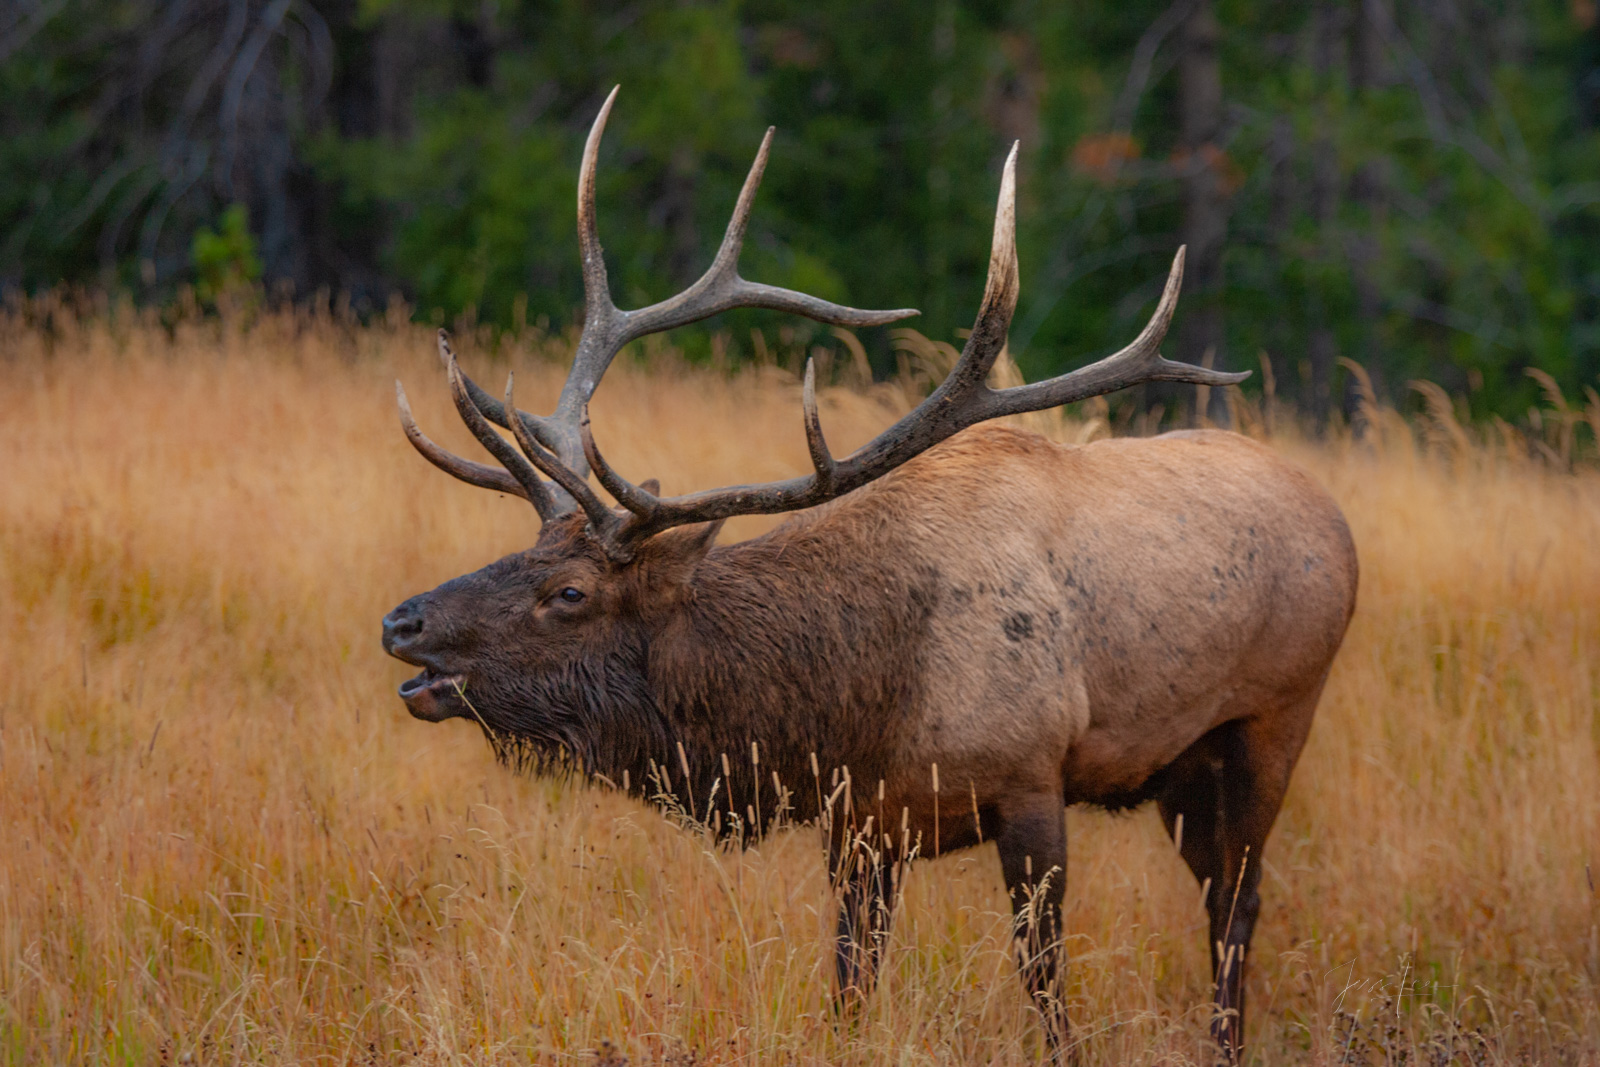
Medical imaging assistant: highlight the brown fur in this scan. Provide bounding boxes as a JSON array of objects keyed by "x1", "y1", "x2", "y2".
[{"x1": 382, "y1": 424, "x2": 1358, "y2": 1060}]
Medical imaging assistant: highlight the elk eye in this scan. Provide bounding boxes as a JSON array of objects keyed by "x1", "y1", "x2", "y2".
[{"x1": 559, "y1": 587, "x2": 585, "y2": 604}]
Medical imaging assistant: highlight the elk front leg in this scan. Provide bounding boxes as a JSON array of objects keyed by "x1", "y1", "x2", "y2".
[
  {"x1": 829, "y1": 836, "x2": 897, "y2": 1005},
  {"x1": 996, "y1": 793, "x2": 1070, "y2": 1062}
]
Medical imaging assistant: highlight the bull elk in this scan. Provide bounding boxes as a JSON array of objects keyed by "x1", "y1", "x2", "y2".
[{"x1": 381, "y1": 88, "x2": 1358, "y2": 1062}]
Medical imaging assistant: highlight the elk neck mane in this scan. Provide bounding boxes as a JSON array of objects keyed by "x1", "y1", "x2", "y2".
[{"x1": 494, "y1": 503, "x2": 941, "y2": 836}]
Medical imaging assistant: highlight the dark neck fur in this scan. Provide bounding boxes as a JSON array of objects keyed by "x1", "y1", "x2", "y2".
[
  {"x1": 487, "y1": 514, "x2": 938, "y2": 842},
  {"x1": 639, "y1": 519, "x2": 937, "y2": 837}
]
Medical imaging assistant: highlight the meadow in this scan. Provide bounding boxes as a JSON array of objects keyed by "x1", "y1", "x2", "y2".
[{"x1": 1, "y1": 299, "x2": 1597, "y2": 1065}]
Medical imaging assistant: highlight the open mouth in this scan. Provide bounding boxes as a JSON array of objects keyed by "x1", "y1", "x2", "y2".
[{"x1": 398, "y1": 668, "x2": 467, "y2": 721}]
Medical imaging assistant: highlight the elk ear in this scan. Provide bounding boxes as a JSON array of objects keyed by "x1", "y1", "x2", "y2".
[{"x1": 634, "y1": 520, "x2": 724, "y2": 591}]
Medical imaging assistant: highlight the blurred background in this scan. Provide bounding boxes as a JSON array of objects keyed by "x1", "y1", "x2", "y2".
[{"x1": 4, "y1": 0, "x2": 1599, "y2": 422}]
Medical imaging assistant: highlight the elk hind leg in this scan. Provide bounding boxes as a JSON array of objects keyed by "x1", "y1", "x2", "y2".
[
  {"x1": 996, "y1": 793, "x2": 1071, "y2": 1063},
  {"x1": 1156, "y1": 693, "x2": 1317, "y2": 1062}
]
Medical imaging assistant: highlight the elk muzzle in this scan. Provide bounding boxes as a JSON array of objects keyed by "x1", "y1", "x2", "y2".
[{"x1": 382, "y1": 595, "x2": 469, "y2": 722}]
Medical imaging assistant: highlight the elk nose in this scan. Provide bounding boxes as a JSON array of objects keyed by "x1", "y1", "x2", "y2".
[{"x1": 382, "y1": 600, "x2": 426, "y2": 654}]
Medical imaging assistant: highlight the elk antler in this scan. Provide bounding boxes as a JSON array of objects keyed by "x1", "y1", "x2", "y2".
[
  {"x1": 398, "y1": 86, "x2": 918, "y2": 514},
  {"x1": 573, "y1": 141, "x2": 1248, "y2": 559},
  {"x1": 399, "y1": 93, "x2": 1248, "y2": 563}
]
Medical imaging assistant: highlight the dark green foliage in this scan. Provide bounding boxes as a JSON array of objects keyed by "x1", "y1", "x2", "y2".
[{"x1": 3, "y1": 0, "x2": 1599, "y2": 417}]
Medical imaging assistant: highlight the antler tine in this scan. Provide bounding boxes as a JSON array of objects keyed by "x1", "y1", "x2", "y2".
[
  {"x1": 437, "y1": 330, "x2": 562, "y2": 451},
  {"x1": 542, "y1": 84, "x2": 628, "y2": 454},
  {"x1": 987, "y1": 247, "x2": 1248, "y2": 418},
  {"x1": 619, "y1": 126, "x2": 919, "y2": 345},
  {"x1": 443, "y1": 353, "x2": 561, "y2": 520},
  {"x1": 580, "y1": 406, "x2": 659, "y2": 520},
  {"x1": 577, "y1": 86, "x2": 622, "y2": 333},
  {"x1": 801, "y1": 357, "x2": 837, "y2": 489},
  {"x1": 434, "y1": 88, "x2": 621, "y2": 486},
  {"x1": 503, "y1": 374, "x2": 616, "y2": 531},
  {"x1": 941, "y1": 140, "x2": 1021, "y2": 398},
  {"x1": 396, "y1": 381, "x2": 535, "y2": 502},
  {"x1": 707, "y1": 125, "x2": 771, "y2": 280}
]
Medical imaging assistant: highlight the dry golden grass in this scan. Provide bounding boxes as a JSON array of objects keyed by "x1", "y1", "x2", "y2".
[{"x1": 1, "y1": 302, "x2": 1598, "y2": 1065}]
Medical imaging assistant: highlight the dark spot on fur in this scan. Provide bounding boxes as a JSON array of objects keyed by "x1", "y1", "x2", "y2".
[
  {"x1": 909, "y1": 578, "x2": 940, "y2": 622},
  {"x1": 1003, "y1": 613, "x2": 1034, "y2": 642}
]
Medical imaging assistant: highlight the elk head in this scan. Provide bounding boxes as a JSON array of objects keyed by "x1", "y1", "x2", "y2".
[
  {"x1": 381, "y1": 86, "x2": 1244, "y2": 769},
  {"x1": 381, "y1": 509, "x2": 726, "y2": 780}
]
